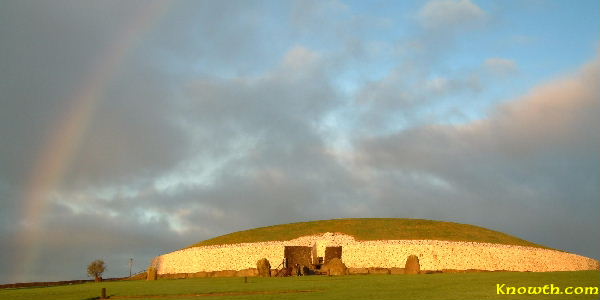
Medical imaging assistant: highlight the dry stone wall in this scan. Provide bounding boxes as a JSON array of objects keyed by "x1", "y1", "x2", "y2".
[{"x1": 151, "y1": 233, "x2": 599, "y2": 274}]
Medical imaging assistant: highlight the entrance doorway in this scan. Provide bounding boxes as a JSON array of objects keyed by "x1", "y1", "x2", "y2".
[
  {"x1": 284, "y1": 246, "x2": 312, "y2": 268},
  {"x1": 324, "y1": 246, "x2": 342, "y2": 263}
]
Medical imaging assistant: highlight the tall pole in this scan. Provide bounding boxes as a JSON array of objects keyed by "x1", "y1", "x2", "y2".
[{"x1": 129, "y1": 258, "x2": 133, "y2": 277}]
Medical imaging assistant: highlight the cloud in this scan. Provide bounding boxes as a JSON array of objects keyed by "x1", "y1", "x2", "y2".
[
  {"x1": 291, "y1": 0, "x2": 349, "y2": 30},
  {"x1": 151, "y1": 45, "x2": 361, "y2": 227},
  {"x1": 0, "y1": 1, "x2": 189, "y2": 190},
  {"x1": 9, "y1": 45, "x2": 357, "y2": 279},
  {"x1": 486, "y1": 57, "x2": 599, "y2": 154},
  {"x1": 418, "y1": 0, "x2": 487, "y2": 30},
  {"x1": 350, "y1": 0, "x2": 496, "y2": 133},
  {"x1": 353, "y1": 57, "x2": 505, "y2": 132},
  {"x1": 394, "y1": 0, "x2": 490, "y2": 74},
  {"x1": 1, "y1": 200, "x2": 193, "y2": 283},
  {"x1": 0, "y1": 1, "x2": 197, "y2": 282},
  {"x1": 357, "y1": 55, "x2": 600, "y2": 258},
  {"x1": 179, "y1": 46, "x2": 338, "y2": 144}
]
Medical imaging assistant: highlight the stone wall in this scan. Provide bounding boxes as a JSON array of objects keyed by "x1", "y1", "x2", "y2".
[
  {"x1": 341, "y1": 240, "x2": 599, "y2": 272},
  {"x1": 152, "y1": 243, "x2": 284, "y2": 274},
  {"x1": 150, "y1": 233, "x2": 599, "y2": 274}
]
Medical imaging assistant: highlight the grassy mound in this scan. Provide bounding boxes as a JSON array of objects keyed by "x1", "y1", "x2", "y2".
[{"x1": 186, "y1": 218, "x2": 551, "y2": 249}]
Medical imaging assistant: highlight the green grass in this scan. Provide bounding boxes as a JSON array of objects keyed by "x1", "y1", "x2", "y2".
[
  {"x1": 1, "y1": 271, "x2": 598, "y2": 300},
  {"x1": 186, "y1": 218, "x2": 551, "y2": 249}
]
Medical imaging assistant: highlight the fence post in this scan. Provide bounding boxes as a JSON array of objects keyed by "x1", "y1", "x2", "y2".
[{"x1": 101, "y1": 287, "x2": 106, "y2": 299}]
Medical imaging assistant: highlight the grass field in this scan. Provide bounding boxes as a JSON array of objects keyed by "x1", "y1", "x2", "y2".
[
  {"x1": 186, "y1": 218, "x2": 551, "y2": 249},
  {"x1": 1, "y1": 271, "x2": 597, "y2": 300}
]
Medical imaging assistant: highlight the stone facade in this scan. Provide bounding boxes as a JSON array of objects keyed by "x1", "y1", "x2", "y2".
[{"x1": 150, "y1": 233, "x2": 599, "y2": 274}]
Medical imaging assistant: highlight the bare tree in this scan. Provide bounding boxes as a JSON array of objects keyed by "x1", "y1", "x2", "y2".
[{"x1": 87, "y1": 259, "x2": 106, "y2": 282}]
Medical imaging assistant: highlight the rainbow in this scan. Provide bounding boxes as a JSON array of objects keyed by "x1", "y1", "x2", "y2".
[{"x1": 14, "y1": 2, "x2": 174, "y2": 283}]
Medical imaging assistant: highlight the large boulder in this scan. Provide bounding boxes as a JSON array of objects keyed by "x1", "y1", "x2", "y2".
[
  {"x1": 257, "y1": 258, "x2": 271, "y2": 277},
  {"x1": 147, "y1": 266, "x2": 157, "y2": 280},
  {"x1": 321, "y1": 258, "x2": 347, "y2": 275},
  {"x1": 405, "y1": 255, "x2": 420, "y2": 274}
]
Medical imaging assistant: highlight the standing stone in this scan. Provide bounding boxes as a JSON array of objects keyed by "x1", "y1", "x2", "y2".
[
  {"x1": 256, "y1": 258, "x2": 271, "y2": 277},
  {"x1": 147, "y1": 266, "x2": 158, "y2": 280},
  {"x1": 405, "y1": 255, "x2": 420, "y2": 274},
  {"x1": 321, "y1": 258, "x2": 347, "y2": 275}
]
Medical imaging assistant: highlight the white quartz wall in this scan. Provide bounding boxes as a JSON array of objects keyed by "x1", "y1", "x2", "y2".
[
  {"x1": 341, "y1": 240, "x2": 599, "y2": 272},
  {"x1": 151, "y1": 233, "x2": 599, "y2": 274},
  {"x1": 153, "y1": 244, "x2": 285, "y2": 274}
]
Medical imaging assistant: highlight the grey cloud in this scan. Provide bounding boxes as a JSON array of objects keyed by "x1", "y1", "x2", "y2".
[
  {"x1": 146, "y1": 0, "x2": 291, "y2": 76},
  {"x1": 0, "y1": 1, "x2": 195, "y2": 283},
  {"x1": 61, "y1": 61, "x2": 189, "y2": 189},
  {"x1": 180, "y1": 47, "x2": 338, "y2": 148},
  {"x1": 1, "y1": 0, "x2": 321, "y2": 192},
  {"x1": 290, "y1": 0, "x2": 351, "y2": 43},
  {"x1": 1, "y1": 201, "x2": 192, "y2": 283},
  {"x1": 357, "y1": 56, "x2": 600, "y2": 258},
  {"x1": 25, "y1": 43, "x2": 361, "y2": 263},
  {"x1": 153, "y1": 46, "x2": 362, "y2": 230},
  {"x1": 0, "y1": 1, "x2": 189, "y2": 190}
]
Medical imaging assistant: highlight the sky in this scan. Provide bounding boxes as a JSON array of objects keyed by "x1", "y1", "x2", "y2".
[{"x1": 0, "y1": 0, "x2": 598, "y2": 283}]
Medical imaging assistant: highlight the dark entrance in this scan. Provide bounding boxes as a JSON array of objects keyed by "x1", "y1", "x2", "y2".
[
  {"x1": 324, "y1": 246, "x2": 342, "y2": 263},
  {"x1": 284, "y1": 246, "x2": 312, "y2": 268}
]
